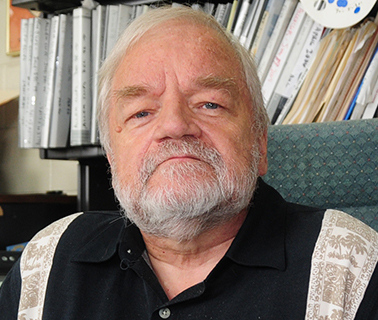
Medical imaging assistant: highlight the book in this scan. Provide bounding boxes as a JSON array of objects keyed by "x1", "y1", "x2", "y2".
[
  {"x1": 261, "y1": 2, "x2": 307, "y2": 106},
  {"x1": 233, "y1": 0, "x2": 251, "y2": 38},
  {"x1": 34, "y1": 18, "x2": 51, "y2": 148},
  {"x1": 117, "y1": 4, "x2": 134, "y2": 37},
  {"x1": 315, "y1": 27, "x2": 363, "y2": 122},
  {"x1": 251, "y1": 0, "x2": 286, "y2": 64},
  {"x1": 90, "y1": 5, "x2": 106, "y2": 145},
  {"x1": 23, "y1": 18, "x2": 35, "y2": 148},
  {"x1": 362, "y1": 78, "x2": 378, "y2": 119},
  {"x1": 344, "y1": 84, "x2": 361, "y2": 120},
  {"x1": 226, "y1": 0, "x2": 240, "y2": 32},
  {"x1": 18, "y1": 18, "x2": 32, "y2": 148},
  {"x1": 24, "y1": 18, "x2": 50, "y2": 148},
  {"x1": 49, "y1": 14, "x2": 73, "y2": 148},
  {"x1": 40, "y1": 15, "x2": 60, "y2": 148},
  {"x1": 103, "y1": 5, "x2": 119, "y2": 59},
  {"x1": 71, "y1": 7, "x2": 92, "y2": 146},
  {"x1": 266, "y1": 14, "x2": 315, "y2": 121},
  {"x1": 274, "y1": 21, "x2": 324, "y2": 124},
  {"x1": 351, "y1": 45, "x2": 378, "y2": 119},
  {"x1": 257, "y1": 0, "x2": 298, "y2": 83},
  {"x1": 214, "y1": 3, "x2": 232, "y2": 28},
  {"x1": 334, "y1": 23, "x2": 378, "y2": 121},
  {"x1": 203, "y1": 2, "x2": 215, "y2": 15},
  {"x1": 214, "y1": 3, "x2": 225, "y2": 24},
  {"x1": 239, "y1": 0, "x2": 259, "y2": 48},
  {"x1": 317, "y1": 21, "x2": 377, "y2": 122},
  {"x1": 135, "y1": 4, "x2": 150, "y2": 18},
  {"x1": 282, "y1": 28, "x2": 343, "y2": 124},
  {"x1": 243, "y1": 0, "x2": 268, "y2": 50},
  {"x1": 191, "y1": 3, "x2": 203, "y2": 11}
]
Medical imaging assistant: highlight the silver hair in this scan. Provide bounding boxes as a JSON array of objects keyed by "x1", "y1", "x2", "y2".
[{"x1": 97, "y1": 6, "x2": 269, "y2": 155}]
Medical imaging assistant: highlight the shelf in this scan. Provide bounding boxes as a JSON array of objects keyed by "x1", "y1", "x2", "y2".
[
  {"x1": 0, "y1": 194, "x2": 76, "y2": 204},
  {"x1": 11, "y1": 0, "x2": 156, "y2": 13},
  {"x1": 0, "y1": 90, "x2": 19, "y2": 107},
  {"x1": 39, "y1": 145, "x2": 104, "y2": 161},
  {"x1": 11, "y1": 0, "x2": 223, "y2": 13},
  {"x1": 12, "y1": 0, "x2": 82, "y2": 13}
]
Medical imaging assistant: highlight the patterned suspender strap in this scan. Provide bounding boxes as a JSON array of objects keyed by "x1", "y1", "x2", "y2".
[
  {"x1": 17, "y1": 213, "x2": 83, "y2": 320},
  {"x1": 306, "y1": 209, "x2": 378, "y2": 320}
]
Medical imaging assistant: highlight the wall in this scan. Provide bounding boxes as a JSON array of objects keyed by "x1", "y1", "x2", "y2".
[{"x1": 0, "y1": 0, "x2": 77, "y2": 195}]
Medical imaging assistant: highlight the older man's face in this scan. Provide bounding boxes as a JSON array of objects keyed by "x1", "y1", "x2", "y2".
[{"x1": 107, "y1": 20, "x2": 267, "y2": 239}]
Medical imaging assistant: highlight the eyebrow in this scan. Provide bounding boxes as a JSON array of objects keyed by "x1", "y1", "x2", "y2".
[
  {"x1": 113, "y1": 85, "x2": 150, "y2": 102},
  {"x1": 195, "y1": 75, "x2": 238, "y2": 93}
]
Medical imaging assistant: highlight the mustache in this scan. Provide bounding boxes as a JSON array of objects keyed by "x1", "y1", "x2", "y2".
[{"x1": 140, "y1": 137, "x2": 224, "y2": 183}]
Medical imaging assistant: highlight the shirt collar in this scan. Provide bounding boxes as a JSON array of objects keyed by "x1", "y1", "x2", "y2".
[
  {"x1": 71, "y1": 214, "x2": 127, "y2": 263},
  {"x1": 72, "y1": 179, "x2": 287, "y2": 271},
  {"x1": 225, "y1": 178, "x2": 287, "y2": 271}
]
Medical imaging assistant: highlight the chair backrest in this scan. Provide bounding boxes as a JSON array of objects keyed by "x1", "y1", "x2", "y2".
[{"x1": 264, "y1": 119, "x2": 378, "y2": 231}]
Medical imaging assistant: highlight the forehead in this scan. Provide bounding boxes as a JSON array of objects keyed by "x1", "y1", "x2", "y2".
[{"x1": 113, "y1": 20, "x2": 245, "y2": 87}]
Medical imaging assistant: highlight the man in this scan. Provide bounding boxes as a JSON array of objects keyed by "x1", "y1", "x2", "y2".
[{"x1": 1, "y1": 6, "x2": 378, "y2": 320}]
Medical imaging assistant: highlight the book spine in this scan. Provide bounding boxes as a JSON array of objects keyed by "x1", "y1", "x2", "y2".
[
  {"x1": 250, "y1": 8, "x2": 269, "y2": 57},
  {"x1": 257, "y1": 0, "x2": 298, "y2": 83},
  {"x1": 117, "y1": 4, "x2": 133, "y2": 37},
  {"x1": 261, "y1": 2, "x2": 306, "y2": 104},
  {"x1": 25, "y1": 18, "x2": 49, "y2": 148},
  {"x1": 351, "y1": 44, "x2": 378, "y2": 119},
  {"x1": 19, "y1": 18, "x2": 30, "y2": 148},
  {"x1": 226, "y1": 0, "x2": 239, "y2": 31},
  {"x1": 362, "y1": 80, "x2": 378, "y2": 119},
  {"x1": 49, "y1": 14, "x2": 73, "y2": 148},
  {"x1": 204, "y1": 2, "x2": 215, "y2": 15},
  {"x1": 40, "y1": 16, "x2": 60, "y2": 148},
  {"x1": 91, "y1": 5, "x2": 106, "y2": 145},
  {"x1": 243, "y1": 0, "x2": 268, "y2": 50},
  {"x1": 233, "y1": 0, "x2": 250, "y2": 38},
  {"x1": 104, "y1": 5, "x2": 119, "y2": 58},
  {"x1": 21, "y1": 18, "x2": 35, "y2": 148},
  {"x1": 253, "y1": 0, "x2": 286, "y2": 64},
  {"x1": 217, "y1": 3, "x2": 231, "y2": 28},
  {"x1": 284, "y1": 21, "x2": 323, "y2": 98},
  {"x1": 239, "y1": 1, "x2": 259, "y2": 48},
  {"x1": 274, "y1": 21, "x2": 323, "y2": 124},
  {"x1": 266, "y1": 14, "x2": 314, "y2": 119},
  {"x1": 33, "y1": 18, "x2": 51, "y2": 148},
  {"x1": 71, "y1": 8, "x2": 92, "y2": 146}
]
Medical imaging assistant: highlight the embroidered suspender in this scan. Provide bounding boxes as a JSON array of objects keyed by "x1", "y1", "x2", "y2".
[
  {"x1": 17, "y1": 213, "x2": 83, "y2": 320},
  {"x1": 306, "y1": 209, "x2": 378, "y2": 320}
]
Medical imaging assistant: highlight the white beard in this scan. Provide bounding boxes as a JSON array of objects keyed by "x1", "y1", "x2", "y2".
[{"x1": 111, "y1": 137, "x2": 260, "y2": 242}]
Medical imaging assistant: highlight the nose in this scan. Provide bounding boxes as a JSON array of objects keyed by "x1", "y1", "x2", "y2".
[{"x1": 153, "y1": 96, "x2": 202, "y2": 142}]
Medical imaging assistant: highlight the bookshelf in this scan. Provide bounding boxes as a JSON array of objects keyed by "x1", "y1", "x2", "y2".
[
  {"x1": 13, "y1": 0, "x2": 121, "y2": 211},
  {"x1": 12, "y1": 0, "x2": 378, "y2": 211}
]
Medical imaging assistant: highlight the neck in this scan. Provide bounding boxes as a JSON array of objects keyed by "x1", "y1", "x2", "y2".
[{"x1": 141, "y1": 209, "x2": 248, "y2": 300}]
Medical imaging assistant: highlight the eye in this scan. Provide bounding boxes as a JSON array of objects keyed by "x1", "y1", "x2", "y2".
[
  {"x1": 203, "y1": 102, "x2": 221, "y2": 110},
  {"x1": 135, "y1": 111, "x2": 150, "y2": 119}
]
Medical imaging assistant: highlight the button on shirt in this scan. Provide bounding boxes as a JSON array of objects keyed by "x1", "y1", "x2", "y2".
[{"x1": 1, "y1": 179, "x2": 378, "y2": 319}]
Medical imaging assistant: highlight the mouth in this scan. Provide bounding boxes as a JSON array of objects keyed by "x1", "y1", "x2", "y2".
[{"x1": 159, "y1": 155, "x2": 202, "y2": 165}]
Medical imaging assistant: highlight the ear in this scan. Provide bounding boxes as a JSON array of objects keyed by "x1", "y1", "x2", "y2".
[{"x1": 257, "y1": 130, "x2": 268, "y2": 176}]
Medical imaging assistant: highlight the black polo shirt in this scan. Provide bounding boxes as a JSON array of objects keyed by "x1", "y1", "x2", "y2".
[{"x1": 1, "y1": 180, "x2": 378, "y2": 319}]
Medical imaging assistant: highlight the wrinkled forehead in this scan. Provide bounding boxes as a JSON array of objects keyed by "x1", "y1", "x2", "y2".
[
  {"x1": 131, "y1": 17, "x2": 235, "y2": 53},
  {"x1": 116, "y1": 19, "x2": 246, "y2": 85}
]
